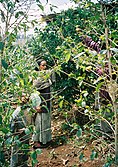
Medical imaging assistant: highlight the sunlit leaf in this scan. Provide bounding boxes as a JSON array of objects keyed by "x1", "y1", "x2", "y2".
[
  {"x1": 82, "y1": 101, "x2": 86, "y2": 107},
  {"x1": 110, "y1": 48, "x2": 118, "y2": 53},
  {"x1": 100, "y1": 50, "x2": 107, "y2": 54},
  {"x1": 65, "y1": 52, "x2": 71, "y2": 63},
  {"x1": 96, "y1": 82, "x2": 104, "y2": 92},
  {"x1": 20, "y1": 79, "x2": 24, "y2": 86},
  {"x1": 83, "y1": 92, "x2": 88, "y2": 97},
  {"x1": 59, "y1": 100, "x2": 63, "y2": 108}
]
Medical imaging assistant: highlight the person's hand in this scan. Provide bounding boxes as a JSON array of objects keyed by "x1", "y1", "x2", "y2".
[{"x1": 35, "y1": 106, "x2": 42, "y2": 113}]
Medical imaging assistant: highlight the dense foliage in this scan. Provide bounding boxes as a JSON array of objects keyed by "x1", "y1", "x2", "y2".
[
  {"x1": 0, "y1": 0, "x2": 118, "y2": 166},
  {"x1": 28, "y1": 0, "x2": 118, "y2": 165}
]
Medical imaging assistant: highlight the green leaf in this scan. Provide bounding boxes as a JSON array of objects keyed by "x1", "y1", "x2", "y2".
[
  {"x1": 0, "y1": 42, "x2": 4, "y2": 51},
  {"x1": 31, "y1": 151, "x2": 37, "y2": 160},
  {"x1": 90, "y1": 150, "x2": 97, "y2": 160},
  {"x1": 0, "y1": 10, "x2": 5, "y2": 22},
  {"x1": 0, "y1": 137, "x2": 4, "y2": 142},
  {"x1": 0, "y1": 151, "x2": 5, "y2": 162},
  {"x1": 38, "y1": 4, "x2": 44, "y2": 11},
  {"x1": 110, "y1": 56, "x2": 117, "y2": 65},
  {"x1": 36, "y1": 149, "x2": 42, "y2": 155},
  {"x1": 79, "y1": 153, "x2": 84, "y2": 160},
  {"x1": 15, "y1": 11, "x2": 24, "y2": 18},
  {"x1": 59, "y1": 100, "x2": 63, "y2": 108},
  {"x1": 76, "y1": 128, "x2": 82, "y2": 137},
  {"x1": 96, "y1": 82, "x2": 104, "y2": 92},
  {"x1": 15, "y1": 139, "x2": 21, "y2": 146},
  {"x1": 5, "y1": 137, "x2": 13, "y2": 145},
  {"x1": 0, "y1": 115, "x2": 2, "y2": 125},
  {"x1": 65, "y1": 52, "x2": 71, "y2": 63},
  {"x1": 36, "y1": 0, "x2": 41, "y2": 2},
  {"x1": 32, "y1": 159, "x2": 38, "y2": 167},
  {"x1": 103, "y1": 163, "x2": 111, "y2": 167},
  {"x1": 25, "y1": 128, "x2": 31, "y2": 135},
  {"x1": 20, "y1": 79, "x2": 24, "y2": 86},
  {"x1": 0, "y1": 127, "x2": 9, "y2": 134}
]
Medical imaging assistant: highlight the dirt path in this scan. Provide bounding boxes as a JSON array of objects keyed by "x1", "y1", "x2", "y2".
[
  {"x1": 35, "y1": 115, "x2": 106, "y2": 167},
  {"x1": 36, "y1": 144, "x2": 105, "y2": 167}
]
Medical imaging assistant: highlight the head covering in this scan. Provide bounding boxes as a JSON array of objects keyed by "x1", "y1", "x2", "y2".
[{"x1": 37, "y1": 59, "x2": 45, "y2": 66}]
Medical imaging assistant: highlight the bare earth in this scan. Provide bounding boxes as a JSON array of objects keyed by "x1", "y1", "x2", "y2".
[{"x1": 34, "y1": 114, "x2": 111, "y2": 167}]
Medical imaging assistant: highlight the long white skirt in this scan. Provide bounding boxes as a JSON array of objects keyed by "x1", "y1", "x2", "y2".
[{"x1": 33, "y1": 112, "x2": 51, "y2": 144}]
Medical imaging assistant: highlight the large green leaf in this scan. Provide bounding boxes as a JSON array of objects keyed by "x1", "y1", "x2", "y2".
[
  {"x1": 5, "y1": 137, "x2": 13, "y2": 145},
  {"x1": 25, "y1": 128, "x2": 31, "y2": 135},
  {"x1": 31, "y1": 151, "x2": 37, "y2": 159},
  {"x1": 37, "y1": 4, "x2": 44, "y2": 11},
  {"x1": 0, "y1": 127, "x2": 9, "y2": 134},
  {"x1": 15, "y1": 11, "x2": 24, "y2": 18},
  {"x1": 36, "y1": 149, "x2": 42, "y2": 155},
  {"x1": 1, "y1": 59, "x2": 8, "y2": 70},
  {"x1": 0, "y1": 42, "x2": 4, "y2": 51},
  {"x1": 90, "y1": 150, "x2": 98, "y2": 160},
  {"x1": 0, "y1": 115, "x2": 2, "y2": 125},
  {"x1": 76, "y1": 128, "x2": 82, "y2": 138}
]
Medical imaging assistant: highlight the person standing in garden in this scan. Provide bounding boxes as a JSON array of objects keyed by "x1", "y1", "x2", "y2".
[
  {"x1": 32, "y1": 59, "x2": 55, "y2": 148},
  {"x1": 10, "y1": 95, "x2": 31, "y2": 167}
]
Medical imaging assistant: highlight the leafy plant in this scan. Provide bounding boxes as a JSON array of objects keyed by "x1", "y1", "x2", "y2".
[{"x1": 28, "y1": 0, "x2": 117, "y2": 165}]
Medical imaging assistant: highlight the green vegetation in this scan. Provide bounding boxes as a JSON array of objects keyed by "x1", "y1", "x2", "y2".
[{"x1": 0, "y1": 0, "x2": 117, "y2": 166}]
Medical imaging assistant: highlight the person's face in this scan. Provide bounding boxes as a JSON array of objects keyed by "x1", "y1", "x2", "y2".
[{"x1": 39, "y1": 60, "x2": 47, "y2": 70}]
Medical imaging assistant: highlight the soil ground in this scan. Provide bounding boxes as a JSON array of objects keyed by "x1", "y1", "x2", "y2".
[{"x1": 32, "y1": 112, "x2": 114, "y2": 167}]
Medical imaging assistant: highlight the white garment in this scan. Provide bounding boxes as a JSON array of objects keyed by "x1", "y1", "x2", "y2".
[{"x1": 33, "y1": 112, "x2": 52, "y2": 144}]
